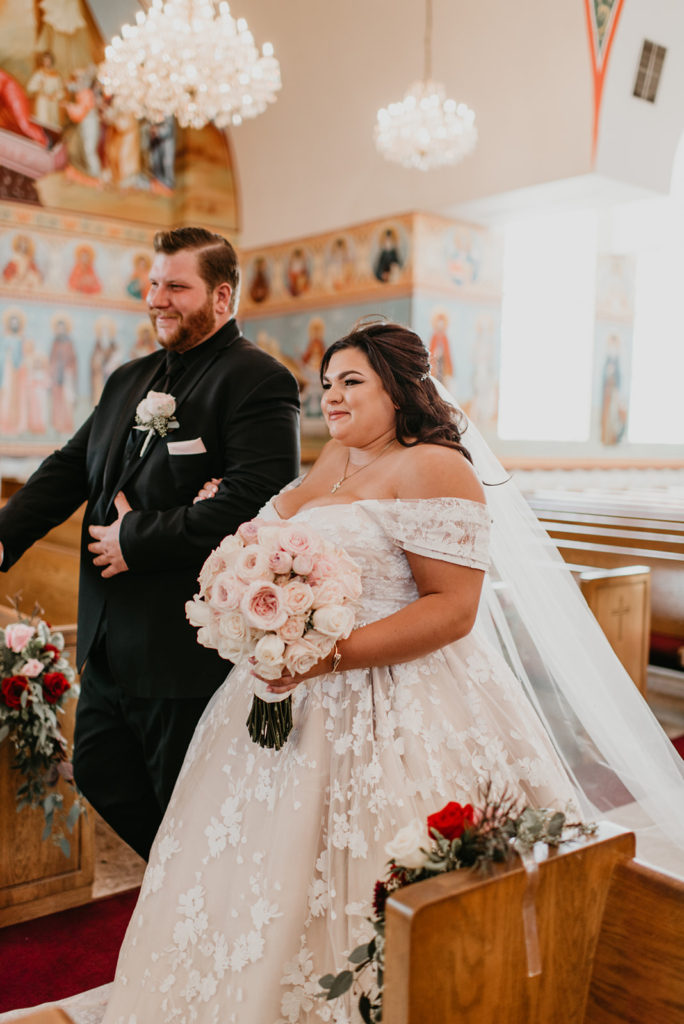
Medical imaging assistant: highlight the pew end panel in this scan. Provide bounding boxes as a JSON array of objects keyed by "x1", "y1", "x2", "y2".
[{"x1": 383, "y1": 825, "x2": 651, "y2": 1024}]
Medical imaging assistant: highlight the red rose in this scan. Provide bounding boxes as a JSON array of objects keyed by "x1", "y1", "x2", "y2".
[
  {"x1": 372, "y1": 880, "x2": 389, "y2": 917},
  {"x1": 1, "y1": 675, "x2": 30, "y2": 709},
  {"x1": 42, "y1": 672, "x2": 70, "y2": 704},
  {"x1": 43, "y1": 644, "x2": 60, "y2": 660},
  {"x1": 427, "y1": 801, "x2": 475, "y2": 841}
]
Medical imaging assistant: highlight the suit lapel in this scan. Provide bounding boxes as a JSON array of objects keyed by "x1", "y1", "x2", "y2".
[
  {"x1": 102, "y1": 354, "x2": 165, "y2": 508},
  {"x1": 105, "y1": 324, "x2": 240, "y2": 509}
]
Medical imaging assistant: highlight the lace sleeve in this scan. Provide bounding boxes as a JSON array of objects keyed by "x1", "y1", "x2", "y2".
[{"x1": 364, "y1": 497, "x2": 491, "y2": 570}]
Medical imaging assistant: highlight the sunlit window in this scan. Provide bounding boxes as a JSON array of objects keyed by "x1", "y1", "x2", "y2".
[{"x1": 498, "y1": 211, "x2": 597, "y2": 441}]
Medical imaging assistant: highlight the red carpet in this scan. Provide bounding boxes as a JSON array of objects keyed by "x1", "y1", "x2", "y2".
[
  {"x1": 673, "y1": 734, "x2": 684, "y2": 760},
  {"x1": 0, "y1": 888, "x2": 139, "y2": 1012}
]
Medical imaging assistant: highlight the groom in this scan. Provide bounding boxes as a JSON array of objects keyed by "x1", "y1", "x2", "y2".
[{"x1": 0, "y1": 227, "x2": 300, "y2": 859}]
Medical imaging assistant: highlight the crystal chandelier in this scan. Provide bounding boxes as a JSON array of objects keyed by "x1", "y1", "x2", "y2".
[
  {"x1": 98, "y1": 0, "x2": 281, "y2": 129},
  {"x1": 374, "y1": 0, "x2": 477, "y2": 171}
]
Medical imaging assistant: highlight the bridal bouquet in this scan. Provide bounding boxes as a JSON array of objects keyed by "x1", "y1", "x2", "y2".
[
  {"x1": 186, "y1": 518, "x2": 362, "y2": 749},
  {"x1": 0, "y1": 605, "x2": 84, "y2": 855},
  {"x1": 320, "y1": 785, "x2": 595, "y2": 1022}
]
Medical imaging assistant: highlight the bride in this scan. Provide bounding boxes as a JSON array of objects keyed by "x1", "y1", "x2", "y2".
[{"x1": 8, "y1": 320, "x2": 684, "y2": 1024}]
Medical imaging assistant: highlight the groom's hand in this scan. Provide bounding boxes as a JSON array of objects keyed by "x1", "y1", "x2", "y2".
[{"x1": 88, "y1": 491, "x2": 131, "y2": 578}]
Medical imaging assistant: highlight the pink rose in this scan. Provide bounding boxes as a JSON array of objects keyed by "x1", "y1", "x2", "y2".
[
  {"x1": 22, "y1": 658, "x2": 44, "y2": 678},
  {"x1": 292, "y1": 553, "x2": 314, "y2": 576},
  {"x1": 278, "y1": 615, "x2": 307, "y2": 642},
  {"x1": 311, "y1": 579, "x2": 345, "y2": 609},
  {"x1": 256, "y1": 525, "x2": 285, "y2": 551},
  {"x1": 240, "y1": 581, "x2": 289, "y2": 630},
  {"x1": 307, "y1": 555, "x2": 340, "y2": 584},
  {"x1": 210, "y1": 571, "x2": 246, "y2": 611},
  {"x1": 197, "y1": 549, "x2": 228, "y2": 596},
  {"x1": 237, "y1": 519, "x2": 263, "y2": 544},
  {"x1": 4, "y1": 623, "x2": 35, "y2": 653},
  {"x1": 281, "y1": 580, "x2": 315, "y2": 615},
  {"x1": 268, "y1": 549, "x2": 293, "y2": 574},
  {"x1": 279, "y1": 524, "x2": 321, "y2": 559},
  {"x1": 235, "y1": 547, "x2": 273, "y2": 584}
]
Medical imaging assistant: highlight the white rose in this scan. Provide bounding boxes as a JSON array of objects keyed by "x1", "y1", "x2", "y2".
[
  {"x1": 197, "y1": 622, "x2": 220, "y2": 651},
  {"x1": 145, "y1": 390, "x2": 176, "y2": 418},
  {"x1": 284, "y1": 636, "x2": 323, "y2": 676},
  {"x1": 218, "y1": 636, "x2": 251, "y2": 662},
  {"x1": 185, "y1": 596, "x2": 211, "y2": 628},
  {"x1": 235, "y1": 547, "x2": 274, "y2": 584},
  {"x1": 304, "y1": 629, "x2": 334, "y2": 658},
  {"x1": 217, "y1": 534, "x2": 244, "y2": 558},
  {"x1": 384, "y1": 819, "x2": 430, "y2": 870},
  {"x1": 254, "y1": 633, "x2": 286, "y2": 670},
  {"x1": 136, "y1": 397, "x2": 153, "y2": 422},
  {"x1": 312, "y1": 604, "x2": 355, "y2": 639},
  {"x1": 217, "y1": 610, "x2": 250, "y2": 645}
]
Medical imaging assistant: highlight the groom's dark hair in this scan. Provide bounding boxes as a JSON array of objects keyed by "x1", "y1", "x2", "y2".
[{"x1": 153, "y1": 227, "x2": 241, "y2": 314}]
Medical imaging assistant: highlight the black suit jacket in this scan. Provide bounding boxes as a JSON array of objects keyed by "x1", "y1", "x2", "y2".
[{"x1": 0, "y1": 319, "x2": 300, "y2": 698}]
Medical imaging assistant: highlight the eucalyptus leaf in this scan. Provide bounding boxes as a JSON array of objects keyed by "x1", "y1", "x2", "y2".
[
  {"x1": 59, "y1": 837, "x2": 71, "y2": 858},
  {"x1": 349, "y1": 943, "x2": 370, "y2": 964},
  {"x1": 326, "y1": 970, "x2": 353, "y2": 1000},
  {"x1": 318, "y1": 974, "x2": 335, "y2": 990},
  {"x1": 359, "y1": 993, "x2": 373, "y2": 1023},
  {"x1": 66, "y1": 802, "x2": 81, "y2": 832},
  {"x1": 547, "y1": 811, "x2": 565, "y2": 839}
]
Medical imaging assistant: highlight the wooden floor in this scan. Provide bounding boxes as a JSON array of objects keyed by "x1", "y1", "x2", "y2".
[{"x1": 92, "y1": 816, "x2": 145, "y2": 899}]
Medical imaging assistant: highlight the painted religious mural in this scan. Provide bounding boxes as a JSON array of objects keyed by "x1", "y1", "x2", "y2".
[
  {"x1": 0, "y1": 211, "x2": 159, "y2": 456},
  {"x1": 592, "y1": 253, "x2": 635, "y2": 447},
  {"x1": 0, "y1": 0, "x2": 238, "y2": 232},
  {"x1": 240, "y1": 214, "x2": 505, "y2": 456}
]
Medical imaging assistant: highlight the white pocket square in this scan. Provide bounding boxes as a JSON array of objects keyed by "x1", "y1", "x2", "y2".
[{"x1": 167, "y1": 437, "x2": 207, "y2": 455}]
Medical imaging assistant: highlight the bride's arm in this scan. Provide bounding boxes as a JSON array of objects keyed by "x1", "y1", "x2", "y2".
[{"x1": 265, "y1": 555, "x2": 485, "y2": 692}]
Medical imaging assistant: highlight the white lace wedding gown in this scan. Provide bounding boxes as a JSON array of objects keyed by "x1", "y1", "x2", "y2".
[{"x1": 7, "y1": 497, "x2": 578, "y2": 1024}]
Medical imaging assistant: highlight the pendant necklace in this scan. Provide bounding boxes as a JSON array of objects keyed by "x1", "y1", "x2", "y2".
[{"x1": 330, "y1": 439, "x2": 396, "y2": 494}]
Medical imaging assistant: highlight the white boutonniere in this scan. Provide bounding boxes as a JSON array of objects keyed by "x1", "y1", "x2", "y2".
[{"x1": 134, "y1": 390, "x2": 179, "y2": 456}]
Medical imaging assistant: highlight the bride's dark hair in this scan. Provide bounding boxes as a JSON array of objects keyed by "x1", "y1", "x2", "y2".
[{"x1": 320, "y1": 318, "x2": 472, "y2": 462}]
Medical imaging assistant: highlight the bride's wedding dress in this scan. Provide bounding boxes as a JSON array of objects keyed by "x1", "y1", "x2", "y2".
[{"x1": 96, "y1": 495, "x2": 577, "y2": 1024}]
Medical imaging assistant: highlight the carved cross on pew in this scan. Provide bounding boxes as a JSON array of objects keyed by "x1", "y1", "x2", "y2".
[{"x1": 610, "y1": 595, "x2": 631, "y2": 641}]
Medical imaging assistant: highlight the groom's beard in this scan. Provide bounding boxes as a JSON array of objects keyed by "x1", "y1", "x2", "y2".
[{"x1": 150, "y1": 295, "x2": 217, "y2": 353}]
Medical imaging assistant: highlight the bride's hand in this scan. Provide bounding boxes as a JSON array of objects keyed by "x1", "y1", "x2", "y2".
[
  {"x1": 193, "y1": 477, "x2": 222, "y2": 504},
  {"x1": 252, "y1": 649, "x2": 336, "y2": 694}
]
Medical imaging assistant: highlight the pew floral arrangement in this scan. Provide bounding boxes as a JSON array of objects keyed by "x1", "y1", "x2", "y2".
[
  {"x1": 0, "y1": 603, "x2": 84, "y2": 856},
  {"x1": 186, "y1": 518, "x2": 362, "y2": 749},
  {"x1": 319, "y1": 785, "x2": 595, "y2": 1023}
]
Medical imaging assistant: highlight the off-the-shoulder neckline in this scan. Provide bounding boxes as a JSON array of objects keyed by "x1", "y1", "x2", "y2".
[{"x1": 270, "y1": 495, "x2": 488, "y2": 522}]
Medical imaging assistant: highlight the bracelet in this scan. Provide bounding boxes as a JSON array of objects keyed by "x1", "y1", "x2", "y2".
[{"x1": 331, "y1": 643, "x2": 343, "y2": 673}]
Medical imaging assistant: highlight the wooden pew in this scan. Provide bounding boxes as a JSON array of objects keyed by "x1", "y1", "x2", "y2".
[
  {"x1": 0, "y1": 502, "x2": 82, "y2": 626},
  {"x1": 526, "y1": 490, "x2": 684, "y2": 666},
  {"x1": 568, "y1": 564, "x2": 650, "y2": 694},
  {"x1": 0, "y1": 605, "x2": 94, "y2": 927},
  {"x1": 384, "y1": 824, "x2": 684, "y2": 1024}
]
